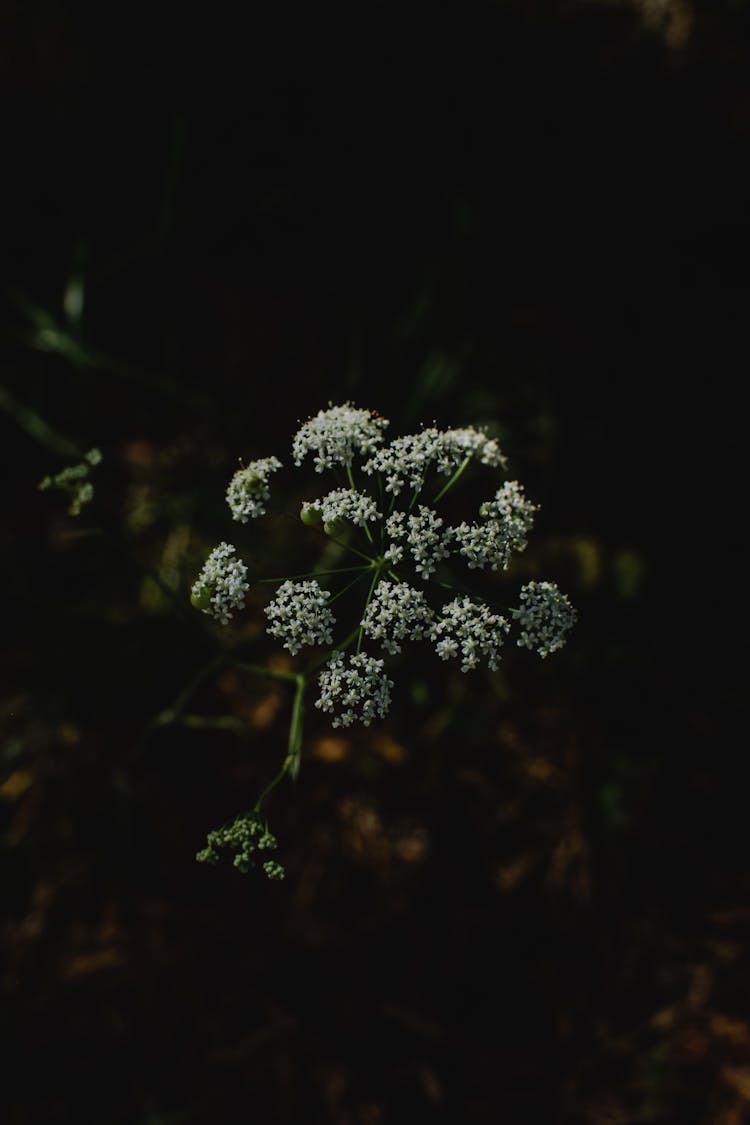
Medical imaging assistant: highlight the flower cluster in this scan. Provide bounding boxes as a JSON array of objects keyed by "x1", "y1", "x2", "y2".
[
  {"x1": 512, "y1": 581, "x2": 578, "y2": 658},
  {"x1": 264, "y1": 580, "x2": 335, "y2": 655},
  {"x1": 302, "y1": 488, "x2": 380, "y2": 531},
  {"x1": 437, "y1": 427, "x2": 508, "y2": 473},
  {"x1": 360, "y1": 580, "x2": 434, "y2": 654},
  {"x1": 190, "y1": 542, "x2": 249, "y2": 624},
  {"x1": 363, "y1": 424, "x2": 507, "y2": 495},
  {"x1": 386, "y1": 506, "x2": 454, "y2": 579},
  {"x1": 454, "y1": 481, "x2": 537, "y2": 572},
  {"x1": 196, "y1": 812, "x2": 284, "y2": 878},
  {"x1": 293, "y1": 403, "x2": 388, "y2": 471},
  {"x1": 431, "y1": 596, "x2": 510, "y2": 672},
  {"x1": 226, "y1": 456, "x2": 282, "y2": 522},
  {"x1": 315, "y1": 652, "x2": 393, "y2": 727},
  {"x1": 189, "y1": 402, "x2": 577, "y2": 878},
  {"x1": 364, "y1": 428, "x2": 443, "y2": 494}
]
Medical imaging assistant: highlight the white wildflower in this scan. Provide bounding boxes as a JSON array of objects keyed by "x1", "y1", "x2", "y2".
[
  {"x1": 387, "y1": 506, "x2": 453, "y2": 579},
  {"x1": 264, "y1": 580, "x2": 335, "y2": 655},
  {"x1": 226, "y1": 456, "x2": 282, "y2": 522},
  {"x1": 383, "y1": 542, "x2": 404, "y2": 565},
  {"x1": 191, "y1": 542, "x2": 249, "y2": 625},
  {"x1": 363, "y1": 428, "x2": 443, "y2": 495},
  {"x1": 512, "y1": 581, "x2": 577, "y2": 658},
  {"x1": 436, "y1": 427, "x2": 508, "y2": 474},
  {"x1": 292, "y1": 403, "x2": 389, "y2": 472},
  {"x1": 303, "y1": 488, "x2": 381, "y2": 529},
  {"x1": 360, "y1": 580, "x2": 435, "y2": 654},
  {"x1": 431, "y1": 596, "x2": 510, "y2": 672},
  {"x1": 315, "y1": 651, "x2": 393, "y2": 728}
]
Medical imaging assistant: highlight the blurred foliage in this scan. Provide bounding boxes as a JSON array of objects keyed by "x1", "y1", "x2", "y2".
[{"x1": 1, "y1": 2, "x2": 748, "y2": 1122}]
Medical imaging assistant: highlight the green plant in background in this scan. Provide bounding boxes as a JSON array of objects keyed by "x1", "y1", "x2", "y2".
[
  {"x1": 38, "y1": 447, "x2": 103, "y2": 515},
  {"x1": 190, "y1": 404, "x2": 577, "y2": 878}
]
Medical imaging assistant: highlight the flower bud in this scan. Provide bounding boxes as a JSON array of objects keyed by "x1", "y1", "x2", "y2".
[
  {"x1": 190, "y1": 583, "x2": 213, "y2": 610},
  {"x1": 300, "y1": 505, "x2": 322, "y2": 526}
]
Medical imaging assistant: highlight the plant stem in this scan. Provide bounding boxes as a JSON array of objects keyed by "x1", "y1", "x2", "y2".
[
  {"x1": 357, "y1": 568, "x2": 381, "y2": 654},
  {"x1": 432, "y1": 455, "x2": 471, "y2": 503},
  {"x1": 255, "y1": 565, "x2": 369, "y2": 584}
]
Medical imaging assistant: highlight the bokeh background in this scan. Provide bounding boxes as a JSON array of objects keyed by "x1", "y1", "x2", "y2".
[{"x1": 1, "y1": 3, "x2": 747, "y2": 1122}]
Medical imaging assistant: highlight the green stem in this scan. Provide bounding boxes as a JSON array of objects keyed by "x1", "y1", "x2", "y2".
[
  {"x1": 357, "y1": 568, "x2": 381, "y2": 655},
  {"x1": 328, "y1": 567, "x2": 373, "y2": 605},
  {"x1": 255, "y1": 565, "x2": 369, "y2": 584},
  {"x1": 432, "y1": 456, "x2": 471, "y2": 503},
  {"x1": 347, "y1": 463, "x2": 375, "y2": 546}
]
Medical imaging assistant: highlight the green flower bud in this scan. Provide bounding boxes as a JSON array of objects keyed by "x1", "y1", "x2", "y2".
[
  {"x1": 324, "y1": 519, "x2": 346, "y2": 537},
  {"x1": 190, "y1": 583, "x2": 213, "y2": 610},
  {"x1": 300, "y1": 505, "x2": 322, "y2": 526}
]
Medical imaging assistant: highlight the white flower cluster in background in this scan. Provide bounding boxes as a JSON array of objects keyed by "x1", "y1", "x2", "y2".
[
  {"x1": 360, "y1": 581, "x2": 434, "y2": 654},
  {"x1": 191, "y1": 542, "x2": 249, "y2": 624},
  {"x1": 431, "y1": 596, "x2": 510, "y2": 672},
  {"x1": 315, "y1": 652, "x2": 393, "y2": 727},
  {"x1": 292, "y1": 403, "x2": 388, "y2": 471},
  {"x1": 512, "y1": 581, "x2": 578, "y2": 658},
  {"x1": 302, "y1": 488, "x2": 381, "y2": 530},
  {"x1": 226, "y1": 456, "x2": 282, "y2": 522},
  {"x1": 264, "y1": 580, "x2": 336, "y2": 655}
]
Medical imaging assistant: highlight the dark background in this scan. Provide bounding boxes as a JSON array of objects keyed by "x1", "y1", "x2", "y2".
[{"x1": 1, "y1": 3, "x2": 748, "y2": 1122}]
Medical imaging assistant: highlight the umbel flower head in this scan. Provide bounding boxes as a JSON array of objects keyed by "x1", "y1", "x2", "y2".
[
  {"x1": 190, "y1": 542, "x2": 249, "y2": 624},
  {"x1": 196, "y1": 812, "x2": 284, "y2": 878},
  {"x1": 292, "y1": 403, "x2": 388, "y2": 472},
  {"x1": 189, "y1": 402, "x2": 578, "y2": 878},
  {"x1": 264, "y1": 580, "x2": 335, "y2": 655},
  {"x1": 193, "y1": 402, "x2": 577, "y2": 723},
  {"x1": 513, "y1": 581, "x2": 578, "y2": 658},
  {"x1": 226, "y1": 456, "x2": 282, "y2": 522},
  {"x1": 315, "y1": 652, "x2": 393, "y2": 728}
]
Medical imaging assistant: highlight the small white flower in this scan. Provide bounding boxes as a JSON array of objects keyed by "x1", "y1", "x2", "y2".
[
  {"x1": 360, "y1": 580, "x2": 435, "y2": 654},
  {"x1": 292, "y1": 403, "x2": 389, "y2": 472},
  {"x1": 512, "y1": 581, "x2": 577, "y2": 658},
  {"x1": 431, "y1": 596, "x2": 510, "y2": 672},
  {"x1": 383, "y1": 542, "x2": 404, "y2": 565},
  {"x1": 226, "y1": 457, "x2": 282, "y2": 522},
  {"x1": 191, "y1": 542, "x2": 249, "y2": 625},
  {"x1": 264, "y1": 580, "x2": 335, "y2": 655},
  {"x1": 303, "y1": 488, "x2": 381, "y2": 529},
  {"x1": 315, "y1": 651, "x2": 393, "y2": 727}
]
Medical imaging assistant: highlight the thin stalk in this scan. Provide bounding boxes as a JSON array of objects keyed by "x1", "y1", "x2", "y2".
[
  {"x1": 432, "y1": 455, "x2": 471, "y2": 503},
  {"x1": 356, "y1": 568, "x2": 381, "y2": 654},
  {"x1": 328, "y1": 567, "x2": 373, "y2": 605},
  {"x1": 347, "y1": 462, "x2": 375, "y2": 545},
  {"x1": 255, "y1": 564, "x2": 369, "y2": 584}
]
